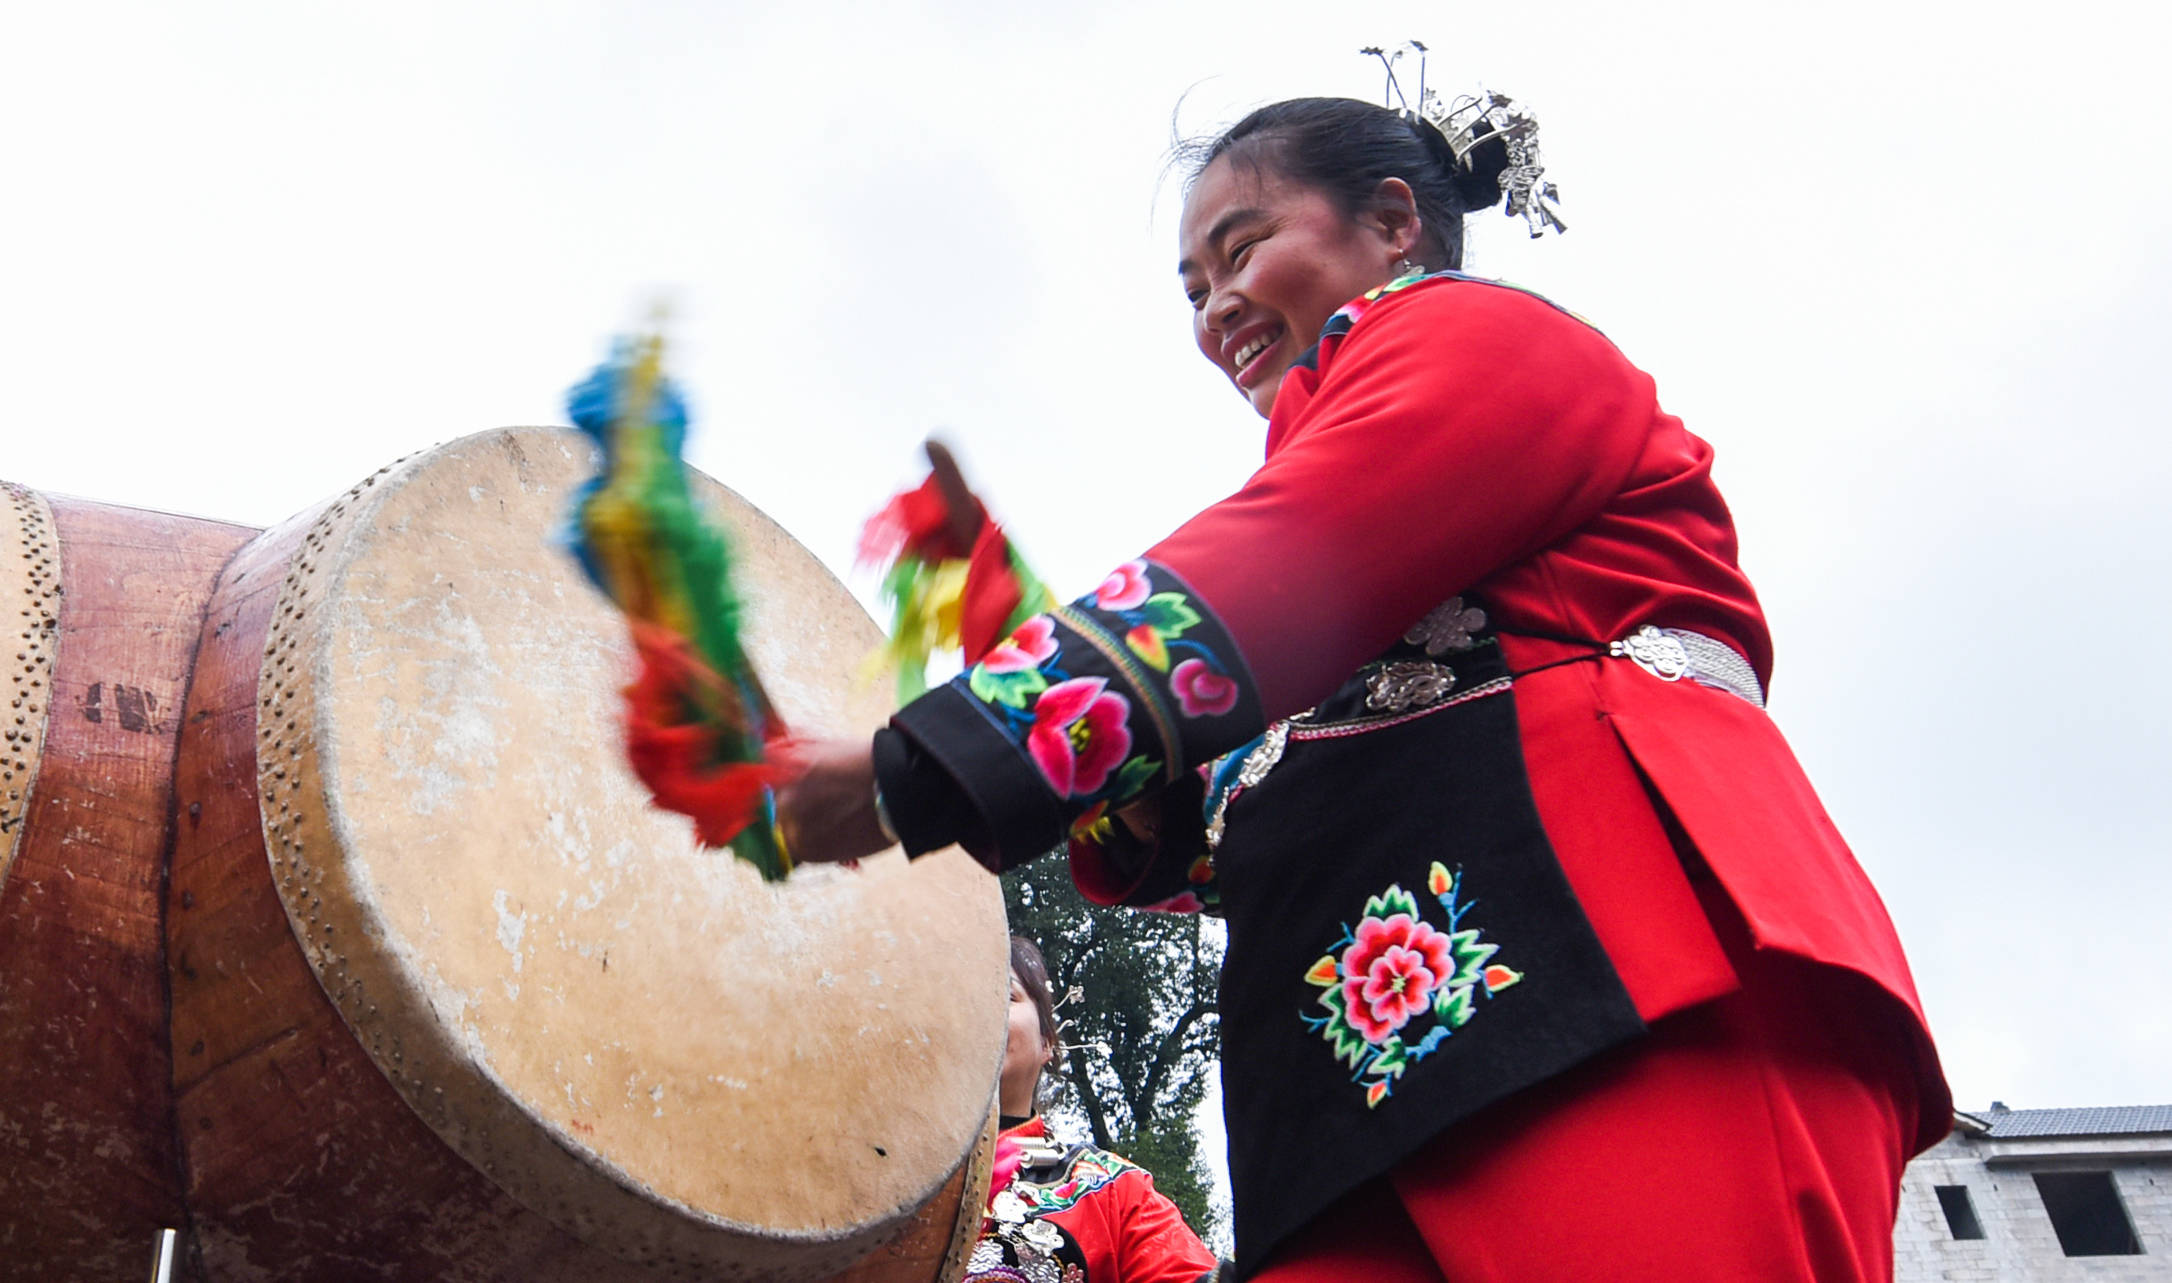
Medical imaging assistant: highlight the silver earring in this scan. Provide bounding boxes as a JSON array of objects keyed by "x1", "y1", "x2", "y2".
[{"x1": 1396, "y1": 257, "x2": 1422, "y2": 278}]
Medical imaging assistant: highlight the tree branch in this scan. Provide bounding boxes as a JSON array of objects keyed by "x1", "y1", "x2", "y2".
[
  {"x1": 1131, "y1": 998, "x2": 1217, "y2": 1122},
  {"x1": 1066, "y1": 1041, "x2": 1116, "y2": 1151}
]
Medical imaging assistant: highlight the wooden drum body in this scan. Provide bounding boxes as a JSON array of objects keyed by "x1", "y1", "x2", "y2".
[
  {"x1": 143, "y1": 428, "x2": 1004, "y2": 1280},
  {"x1": 0, "y1": 484, "x2": 256, "y2": 1277}
]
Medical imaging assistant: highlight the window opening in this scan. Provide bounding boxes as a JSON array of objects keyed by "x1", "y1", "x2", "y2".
[
  {"x1": 2032, "y1": 1171, "x2": 2142, "y2": 1256},
  {"x1": 1934, "y1": 1185, "x2": 1985, "y2": 1240}
]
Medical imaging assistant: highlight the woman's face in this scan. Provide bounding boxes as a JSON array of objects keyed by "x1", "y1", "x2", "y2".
[
  {"x1": 1179, "y1": 154, "x2": 1413, "y2": 418},
  {"x1": 1000, "y1": 970, "x2": 1052, "y2": 1116}
]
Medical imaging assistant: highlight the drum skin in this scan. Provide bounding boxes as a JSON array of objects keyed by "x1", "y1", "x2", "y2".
[
  {"x1": 166, "y1": 430, "x2": 1006, "y2": 1281},
  {"x1": 0, "y1": 485, "x2": 255, "y2": 1281}
]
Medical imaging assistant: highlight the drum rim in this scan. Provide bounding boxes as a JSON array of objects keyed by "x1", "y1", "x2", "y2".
[{"x1": 0, "y1": 482, "x2": 60, "y2": 895}]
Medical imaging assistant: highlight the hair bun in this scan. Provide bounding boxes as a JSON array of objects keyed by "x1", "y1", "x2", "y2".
[
  {"x1": 1418, "y1": 91, "x2": 1566, "y2": 238},
  {"x1": 1451, "y1": 126, "x2": 1511, "y2": 212}
]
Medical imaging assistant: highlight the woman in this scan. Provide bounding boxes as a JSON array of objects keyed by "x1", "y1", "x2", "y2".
[
  {"x1": 783, "y1": 96, "x2": 1949, "y2": 1281},
  {"x1": 969, "y1": 937, "x2": 1220, "y2": 1283}
]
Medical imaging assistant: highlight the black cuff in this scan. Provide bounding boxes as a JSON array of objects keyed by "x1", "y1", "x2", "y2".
[
  {"x1": 871, "y1": 726, "x2": 995, "y2": 866},
  {"x1": 890, "y1": 684, "x2": 1070, "y2": 870}
]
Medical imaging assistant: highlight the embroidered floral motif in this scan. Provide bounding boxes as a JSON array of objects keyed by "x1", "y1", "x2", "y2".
[
  {"x1": 1137, "y1": 890, "x2": 1206, "y2": 915},
  {"x1": 1119, "y1": 593, "x2": 1202, "y2": 674},
  {"x1": 970, "y1": 1143, "x2": 1125, "y2": 1283},
  {"x1": 954, "y1": 562, "x2": 1257, "y2": 825},
  {"x1": 1007, "y1": 1147, "x2": 1137, "y2": 1216},
  {"x1": 1301, "y1": 861, "x2": 1525, "y2": 1109},
  {"x1": 1404, "y1": 596, "x2": 1488, "y2": 656},
  {"x1": 1170, "y1": 658, "x2": 1239, "y2": 718},
  {"x1": 1364, "y1": 661, "x2": 1457, "y2": 712},
  {"x1": 1026, "y1": 677, "x2": 1133, "y2": 797},
  {"x1": 983, "y1": 615, "x2": 1059, "y2": 673},
  {"x1": 1091, "y1": 560, "x2": 1153, "y2": 611}
]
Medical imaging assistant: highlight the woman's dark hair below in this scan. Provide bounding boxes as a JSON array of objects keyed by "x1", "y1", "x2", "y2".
[
  {"x1": 1010, "y1": 936, "x2": 1060, "y2": 1050},
  {"x1": 1181, "y1": 97, "x2": 1511, "y2": 273}
]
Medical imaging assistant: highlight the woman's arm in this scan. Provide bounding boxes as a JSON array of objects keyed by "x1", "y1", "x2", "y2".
[{"x1": 789, "y1": 281, "x2": 1654, "y2": 869}]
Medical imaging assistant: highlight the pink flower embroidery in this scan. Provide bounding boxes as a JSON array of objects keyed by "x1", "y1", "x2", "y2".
[
  {"x1": 981, "y1": 615, "x2": 1058, "y2": 673},
  {"x1": 1027, "y1": 676, "x2": 1132, "y2": 797},
  {"x1": 1169, "y1": 658, "x2": 1237, "y2": 718},
  {"x1": 1339, "y1": 914, "x2": 1454, "y2": 1043},
  {"x1": 1093, "y1": 560, "x2": 1151, "y2": 611}
]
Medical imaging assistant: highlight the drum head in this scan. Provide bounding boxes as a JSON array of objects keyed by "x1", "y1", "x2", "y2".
[{"x1": 255, "y1": 429, "x2": 1006, "y2": 1277}]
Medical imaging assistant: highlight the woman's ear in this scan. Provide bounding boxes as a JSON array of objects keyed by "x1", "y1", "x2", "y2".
[{"x1": 1368, "y1": 177, "x2": 1423, "y2": 259}]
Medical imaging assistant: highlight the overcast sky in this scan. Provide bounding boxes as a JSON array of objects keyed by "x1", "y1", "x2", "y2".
[{"x1": 6, "y1": 0, "x2": 2169, "y2": 1128}]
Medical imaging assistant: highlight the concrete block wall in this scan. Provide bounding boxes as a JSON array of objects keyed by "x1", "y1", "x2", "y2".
[{"x1": 1896, "y1": 1135, "x2": 2171, "y2": 1281}]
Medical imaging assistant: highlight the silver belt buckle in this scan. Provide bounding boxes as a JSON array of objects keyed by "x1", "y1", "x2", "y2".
[{"x1": 1611, "y1": 624, "x2": 1689, "y2": 681}]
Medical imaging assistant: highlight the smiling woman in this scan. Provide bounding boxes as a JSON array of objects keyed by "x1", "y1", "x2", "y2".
[
  {"x1": 777, "y1": 90, "x2": 1951, "y2": 1282},
  {"x1": 1177, "y1": 96, "x2": 1501, "y2": 418}
]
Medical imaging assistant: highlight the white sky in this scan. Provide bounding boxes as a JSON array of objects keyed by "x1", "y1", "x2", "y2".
[{"x1": 6, "y1": 0, "x2": 2169, "y2": 1128}]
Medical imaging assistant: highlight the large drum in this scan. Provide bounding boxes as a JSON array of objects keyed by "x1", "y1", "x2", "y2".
[
  {"x1": 155, "y1": 429, "x2": 1006, "y2": 1280},
  {"x1": 0, "y1": 483, "x2": 256, "y2": 1278}
]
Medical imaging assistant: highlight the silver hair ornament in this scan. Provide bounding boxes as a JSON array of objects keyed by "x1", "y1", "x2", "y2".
[
  {"x1": 1364, "y1": 43, "x2": 1566, "y2": 238},
  {"x1": 1429, "y1": 89, "x2": 1566, "y2": 238}
]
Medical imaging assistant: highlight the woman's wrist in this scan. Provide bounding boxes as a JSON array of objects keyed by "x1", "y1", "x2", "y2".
[{"x1": 872, "y1": 781, "x2": 900, "y2": 845}]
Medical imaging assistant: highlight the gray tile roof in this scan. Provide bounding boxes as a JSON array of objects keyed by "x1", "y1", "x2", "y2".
[{"x1": 1967, "y1": 1105, "x2": 2172, "y2": 1138}]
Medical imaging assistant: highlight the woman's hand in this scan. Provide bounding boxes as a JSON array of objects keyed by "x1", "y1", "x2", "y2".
[
  {"x1": 777, "y1": 739, "x2": 894, "y2": 866},
  {"x1": 923, "y1": 439, "x2": 984, "y2": 553}
]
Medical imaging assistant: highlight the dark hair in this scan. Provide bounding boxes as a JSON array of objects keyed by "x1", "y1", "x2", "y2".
[
  {"x1": 1185, "y1": 97, "x2": 1510, "y2": 272},
  {"x1": 1010, "y1": 936, "x2": 1060, "y2": 1051}
]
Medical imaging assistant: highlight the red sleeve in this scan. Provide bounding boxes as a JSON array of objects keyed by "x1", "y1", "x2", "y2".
[
  {"x1": 1104, "y1": 1168, "x2": 1220, "y2": 1282},
  {"x1": 1148, "y1": 279, "x2": 1656, "y2": 717}
]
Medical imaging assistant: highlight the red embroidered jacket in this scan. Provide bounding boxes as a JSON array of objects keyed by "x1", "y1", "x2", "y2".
[
  {"x1": 968, "y1": 1116, "x2": 1219, "y2": 1283},
  {"x1": 1150, "y1": 276, "x2": 1942, "y2": 1074},
  {"x1": 881, "y1": 273, "x2": 1948, "y2": 1144}
]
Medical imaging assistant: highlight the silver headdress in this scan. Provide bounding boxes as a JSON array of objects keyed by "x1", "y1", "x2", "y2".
[{"x1": 1362, "y1": 42, "x2": 1565, "y2": 238}]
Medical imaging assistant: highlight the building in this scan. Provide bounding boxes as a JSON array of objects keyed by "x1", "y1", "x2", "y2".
[{"x1": 1896, "y1": 1104, "x2": 2172, "y2": 1280}]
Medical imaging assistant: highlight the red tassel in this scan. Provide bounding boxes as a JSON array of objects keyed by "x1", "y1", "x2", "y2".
[
  {"x1": 857, "y1": 474, "x2": 989, "y2": 566},
  {"x1": 958, "y1": 521, "x2": 1026, "y2": 664},
  {"x1": 620, "y1": 622, "x2": 802, "y2": 846}
]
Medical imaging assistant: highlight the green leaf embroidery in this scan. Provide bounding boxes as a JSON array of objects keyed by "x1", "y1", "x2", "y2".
[
  {"x1": 1316, "y1": 987, "x2": 1370, "y2": 1069},
  {"x1": 1110, "y1": 754, "x2": 1160, "y2": 800},
  {"x1": 1435, "y1": 984, "x2": 1476, "y2": 1029},
  {"x1": 967, "y1": 665, "x2": 1048, "y2": 710},
  {"x1": 1371, "y1": 1037, "x2": 1411, "y2": 1080},
  {"x1": 1361, "y1": 885, "x2": 1422, "y2": 922},
  {"x1": 1136, "y1": 592, "x2": 1201, "y2": 637},
  {"x1": 1442, "y1": 929, "x2": 1497, "y2": 989}
]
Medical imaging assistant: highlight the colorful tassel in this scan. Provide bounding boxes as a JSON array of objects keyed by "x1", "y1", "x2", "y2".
[
  {"x1": 860, "y1": 464, "x2": 1054, "y2": 702},
  {"x1": 565, "y1": 328, "x2": 799, "y2": 880}
]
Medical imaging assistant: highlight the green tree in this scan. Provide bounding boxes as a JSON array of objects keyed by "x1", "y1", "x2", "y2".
[{"x1": 1002, "y1": 853, "x2": 1226, "y2": 1244}]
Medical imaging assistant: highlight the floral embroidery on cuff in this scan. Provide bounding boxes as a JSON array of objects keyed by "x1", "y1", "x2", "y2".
[
  {"x1": 1170, "y1": 658, "x2": 1239, "y2": 718},
  {"x1": 1301, "y1": 861, "x2": 1525, "y2": 1109},
  {"x1": 955, "y1": 561, "x2": 1258, "y2": 824},
  {"x1": 1092, "y1": 560, "x2": 1153, "y2": 611},
  {"x1": 1025, "y1": 677, "x2": 1133, "y2": 797}
]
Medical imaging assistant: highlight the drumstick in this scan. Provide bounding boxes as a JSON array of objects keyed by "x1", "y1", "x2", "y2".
[
  {"x1": 923, "y1": 439, "x2": 984, "y2": 553},
  {"x1": 858, "y1": 442, "x2": 1055, "y2": 701}
]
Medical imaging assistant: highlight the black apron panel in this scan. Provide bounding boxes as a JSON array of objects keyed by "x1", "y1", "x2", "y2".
[{"x1": 1214, "y1": 636, "x2": 1645, "y2": 1278}]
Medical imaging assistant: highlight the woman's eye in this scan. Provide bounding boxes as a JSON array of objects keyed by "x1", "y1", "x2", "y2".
[{"x1": 1231, "y1": 239, "x2": 1258, "y2": 265}]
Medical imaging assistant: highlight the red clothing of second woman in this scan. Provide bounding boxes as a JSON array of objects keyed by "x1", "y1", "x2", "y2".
[{"x1": 967, "y1": 1116, "x2": 1218, "y2": 1283}]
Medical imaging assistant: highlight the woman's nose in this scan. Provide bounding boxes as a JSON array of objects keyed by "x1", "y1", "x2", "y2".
[{"x1": 1204, "y1": 285, "x2": 1243, "y2": 335}]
